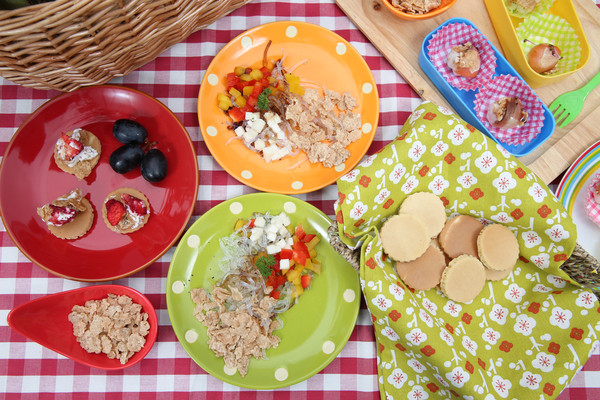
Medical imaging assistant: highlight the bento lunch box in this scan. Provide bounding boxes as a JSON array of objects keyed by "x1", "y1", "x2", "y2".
[
  {"x1": 484, "y1": 0, "x2": 590, "y2": 88},
  {"x1": 418, "y1": 17, "x2": 555, "y2": 157}
]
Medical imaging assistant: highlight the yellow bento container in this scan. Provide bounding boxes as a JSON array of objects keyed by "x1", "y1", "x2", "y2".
[{"x1": 484, "y1": 0, "x2": 590, "y2": 88}]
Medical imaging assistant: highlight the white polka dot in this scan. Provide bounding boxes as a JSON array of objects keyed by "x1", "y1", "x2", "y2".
[
  {"x1": 286, "y1": 26, "x2": 298, "y2": 38},
  {"x1": 241, "y1": 36, "x2": 253, "y2": 48},
  {"x1": 275, "y1": 367, "x2": 288, "y2": 381},
  {"x1": 206, "y1": 126, "x2": 218, "y2": 137},
  {"x1": 362, "y1": 83, "x2": 373, "y2": 94},
  {"x1": 322, "y1": 340, "x2": 335, "y2": 354},
  {"x1": 171, "y1": 280, "x2": 185, "y2": 294},
  {"x1": 334, "y1": 163, "x2": 346, "y2": 172},
  {"x1": 283, "y1": 202, "x2": 296, "y2": 214},
  {"x1": 229, "y1": 202, "x2": 243, "y2": 215},
  {"x1": 241, "y1": 170, "x2": 253, "y2": 179},
  {"x1": 343, "y1": 289, "x2": 356, "y2": 303},
  {"x1": 362, "y1": 123, "x2": 372, "y2": 134},
  {"x1": 185, "y1": 329, "x2": 198, "y2": 343},
  {"x1": 207, "y1": 74, "x2": 219, "y2": 86},
  {"x1": 291, "y1": 181, "x2": 303, "y2": 190},
  {"x1": 224, "y1": 365, "x2": 237, "y2": 376},
  {"x1": 336, "y1": 43, "x2": 347, "y2": 55},
  {"x1": 187, "y1": 234, "x2": 200, "y2": 248}
]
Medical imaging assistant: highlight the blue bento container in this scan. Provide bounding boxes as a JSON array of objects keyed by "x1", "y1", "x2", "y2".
[{"x1": 418, "y1": 17, "x2": 555, "y2": 157}]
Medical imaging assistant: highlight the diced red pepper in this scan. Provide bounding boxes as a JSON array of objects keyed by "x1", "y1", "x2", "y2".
[
  {"x1": 247, "y1": 218, "x2": 255, "y2": 229},
  {"x1": 292, "y1": 249, "x2": 307, "y2": 266},
  {"x1": 228, "y1": 107, "x2": 245, "y2": 122},
  {"x1": 250, "y1": 82, "x2": 263, "y2": 98},
  {"x1": 280, "y1": 248, "x2": 293, "y2": 259},
  {"x1": 260, "y1": 77, "x2": 270, "y2": 88},
  {"x1": 303, "y1": 234, "x2": 316, "y2": 243},
  {"x1": 295, "y1": 224, "x2": 306, "y2": 241},
  {"x1": 247, "y1": 95, "x2": 258, "y2": 108},
  {"x1": 260, "y1": 66, "x2": 271, "y2": 77},
  {"x1": 301, "y1": 275, "x2": 311, "y2": 289},
  {"x1": 225, "y1": 72, "x2": 240, "y2": 90},
  {"x1": 270, "y1": 290, "x2": 281, "y2": 299}
]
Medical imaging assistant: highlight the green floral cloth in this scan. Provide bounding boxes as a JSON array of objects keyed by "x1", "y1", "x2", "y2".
[{"x1": 334, "y1": 101, "x2": 600, "y2": 399}]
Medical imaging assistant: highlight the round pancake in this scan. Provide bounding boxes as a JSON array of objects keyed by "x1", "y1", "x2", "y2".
[
  {"x1": 438, "y1": 214, "x2": 484, "y2": 258},
  {"x1": 380, "y1": 214, "x2": 430, "y2": 262},
  {"x1": 399, "y1": 192, "x2": 447, "y2": 238},
  {"x1": 440, "y1": 255, "x2": 486, "y2": 303},
  {"x1": 477, "y1": 223, "x2": 519, "y2": 271},
  {"x1": 395, "y1": 244, "x2": 447, "y2": 290}
]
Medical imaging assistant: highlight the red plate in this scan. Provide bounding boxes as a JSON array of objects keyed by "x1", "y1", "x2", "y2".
[
  {"x1": 7, "y1": 285, "x2": 158, "y2": 370},
  {"x1": 0, "y1": 85, "x2": 198, "y2": 281}
]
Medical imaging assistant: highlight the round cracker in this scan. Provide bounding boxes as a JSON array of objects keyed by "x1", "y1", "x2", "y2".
[
  {"x1": 380, "y1": 214, "x2": 430, "y2": 262},
  {"x1": 399, "y1": 192, "x2": 447, "y2": 238},
  {"x1": 102, "y1": 188, "x2": 150, "y2": 234},
  {"x1": 438, "y1": 214, "x2": 484, "y2": 258},
  {"x1": 477, "y1": 223, "x2": 519, "y2": 271},
  {"x1": 440, "y1": 255, "x2": 486, "y2": 303},
  {"x1": 54, "y1": 128, "x2": 101, "y2": 180},
  {"x1": 395, "y1": 244, "x2": 447, "y2": 290}
]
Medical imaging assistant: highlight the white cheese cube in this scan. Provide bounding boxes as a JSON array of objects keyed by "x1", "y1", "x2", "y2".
[
  {"x1": 254, "y1": 216, "x2": 266, "y2": 228},
  {"x1": 266, "y1": 231, "x2": 277, "y2": 242},
  {"x1": 243, "y1": 127, "x2": 259, "y2": 142},
  {"x1": 246, "y1": 112, "x2": 260, "y2": 121},
  {"x1": 249, "y1": 227, "x2": 263, "y2": 242},
  {"x1": 266, "y1": 244, "x2": 281, "y2": 255},
  {"x1": 251, "y1": 118, "x2": 266, "y2": 133},
  {"x1": 276, "y1": 238, "x2": 287, "y2": 249},
  {"x1": 253, "y1": 138, "x2": 266, "y2": 151},
  {"x1": 278, "y1": 212, "x2": 291, "y2": 227},
  {"x1": 234, "y1": 126, "x2": 245, "y2": 137},
  {"x1": 287, "y1": 237, "x2": 294, "y2": 247},
  {"x1": 272, "y1": 146, "x2": 289, "y2": 161},
  {"x1": 262, "y1": 145, "x2": 279, "y2": 162},
  {"x1": 279, "y1": 226, "x2": 289, "y2": 237},
  {"x1": 279, "y1": 259, "x2": 290, "y2": 271},
  {"x1": 265, "y1": 223, "x2": 279, "y2": 234}
]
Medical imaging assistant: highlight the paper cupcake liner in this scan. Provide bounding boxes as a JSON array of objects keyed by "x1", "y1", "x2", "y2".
[
  {"x1": 426, "y1": 22, "x2": 497, "y2": 91},
  {"x1": 516, "y1": 13, "x2": 582, "y2": 76},
  {"x1": 474, "y1": 74, "x2": 545, "y2": 146},
  {"x1": 504, "y1": 0, "x2": 555, "y2": 18},
  {"x1": 584, "y1": 174, "x2": 600, "y2": 227}
]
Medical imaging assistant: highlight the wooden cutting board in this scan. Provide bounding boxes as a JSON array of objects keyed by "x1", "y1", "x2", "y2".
[{"x1": 336, "y1": 0, "x2": 600, "y2": 184}]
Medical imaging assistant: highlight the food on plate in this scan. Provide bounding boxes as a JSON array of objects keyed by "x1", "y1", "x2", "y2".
[
  {"x1": 113, "y1": 119, "x2": 149, "y2": 145},
  {"x1": 505, "y1": 0, "x2": 539, "y2": 15},
  {"x1": 486, "y1": 97, "x2": 529, "y2": 130},
  {"x1": 583, "y1": 174, "x2": 600, "y2": 228},
  {"x1": 440, "y1": 255, "x2": 486, "y2": 303},
  {"x1": 398, "y1": 191, "x2": 447, "y2": 237},
  {"x1": 109, "y1": 144, "x2": 144, "y2": 174},
  {"x1": 191, "y1": 212, "x2": 321, "y2": 376},
  {"x1": 389, "y1": 0, "x2": 442, "y2": 14},
  {"x1": 53, "y1": 128, "x2": 101, "y2": 180},
  {"x1": 218, "y1": 41, "x2": 363, "y2": 168},
  {"x1": 68, "y1": 293, "x2": 150, "y2": 365},
  {"x1": 477, "y1": 224, "x2": 519, "y2": 271},
  {"x1": 526, "y1": 41, "x2": 561, "y2": 74},
  {"x1": 109, "y1": 119, "x2": 169, "y2": 182},
  {"x1": 381, "y1": 214, "x2": 430, "y2": 262},
  {"x1": 446, "y1": 42, "x2": 481, "y2": 78},
  {"x1": 141, "y1": 148, "x2": 168, "y2": 183},
  {"x1": 438, "y1": 214, "x2": 484, "y2": 258},
  {"x1": 37, "y1": 188, "x2": 94, "y2": 240},
  {"x1": 102, "y1": 188, "x2": 150, "y2": 234},
  {"x1": 395, "y1": 244, "x2": 446, "y2": 290}
]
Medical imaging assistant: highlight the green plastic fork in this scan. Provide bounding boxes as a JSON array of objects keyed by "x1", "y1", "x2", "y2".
[{"x1": 549, "y1": 70, "x2": 600, "y2": 128}]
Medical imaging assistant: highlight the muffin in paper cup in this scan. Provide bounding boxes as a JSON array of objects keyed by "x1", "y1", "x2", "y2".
[
  {"x1": 516, "y1": 12, "x2": 582, "y2": 76},
  {"x1": 504, "y1": 0, "x2": 554, "y2": 17},
  {"x1": 474, "y1": 74, "x2": 545, "y2": 146},
  {"x1": 584, "y1": 173, "x2": 600, "y2": 227},
  {"x1": 426, "y1": 22, "x2": 496, "y2": 91}
]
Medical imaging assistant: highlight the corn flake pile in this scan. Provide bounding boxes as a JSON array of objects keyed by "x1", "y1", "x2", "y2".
[{"x1": 68, "y1": 293, "x2": 150, "y2": 364}]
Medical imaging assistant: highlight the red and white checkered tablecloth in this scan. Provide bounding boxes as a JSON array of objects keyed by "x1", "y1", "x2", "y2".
[{"x1": 1, "y1": 1, "x2": 599, "y2": 399}]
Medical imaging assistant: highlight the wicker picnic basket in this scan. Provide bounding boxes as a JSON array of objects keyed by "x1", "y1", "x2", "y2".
[
  {"x1": 328, "y1": 223, "x2": 600, "y2": 301},
  {"x1": 0, "y1": 0, "x2": 253, "y2": 91}
]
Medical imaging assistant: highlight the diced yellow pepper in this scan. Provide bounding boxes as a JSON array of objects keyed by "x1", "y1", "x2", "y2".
[
  {"x1": 243, "y1": 86, "x2": 254, "y2": 97},
  {"x1": 309, "y1": 249, "x2": 317, "y2": 259},
  {"x1": 229, "y1": 88, "x2": 242, "y2": 98},
  {"x1": 233, "y1": 219, "x2": 246, "y2": 231},
  {"x1": 218, "y1": 100, "x2": 232, "y2": 111},
  {"x1": 287, "y1": 269, "x2": 300, "y2": 282},
  {"x1": 268, "y1": 76, "x2": 276, "y2": 84},
  {"x1": 306, "y1": 236, "x2": 320, "y2": 251},
  {"x1": 217, "y1": 93, "x2": 230, "y2": 102},
  {"x1": 250, "y1": 69, "x2": 264, "y2": 80},
  {"x1": 240, "y1": 73, "x2": 253, "y2": 82},
  {"x1": 310, "y1": 260, "x2": 321, "y2": 275},
  {"x1": 289, "y1": 83, "x2": 305, "y2": 95},
  {"x1": 234, "y1": 96, "x2": 246, "y2": 107},
  {"x1": 294, "y1": 282, "x2": 304, "y2": 297},
  {"x1": 234, "y1": 66, "x2": 246, "y2": 76}
]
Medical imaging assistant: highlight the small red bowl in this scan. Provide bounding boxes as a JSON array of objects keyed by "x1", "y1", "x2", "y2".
[
  {"x1": 382, "y1": 0, "x2": 458, "y2": 20},
  {"x1": 7, "y1": 285, "x2": 158, "y2": 370}
]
